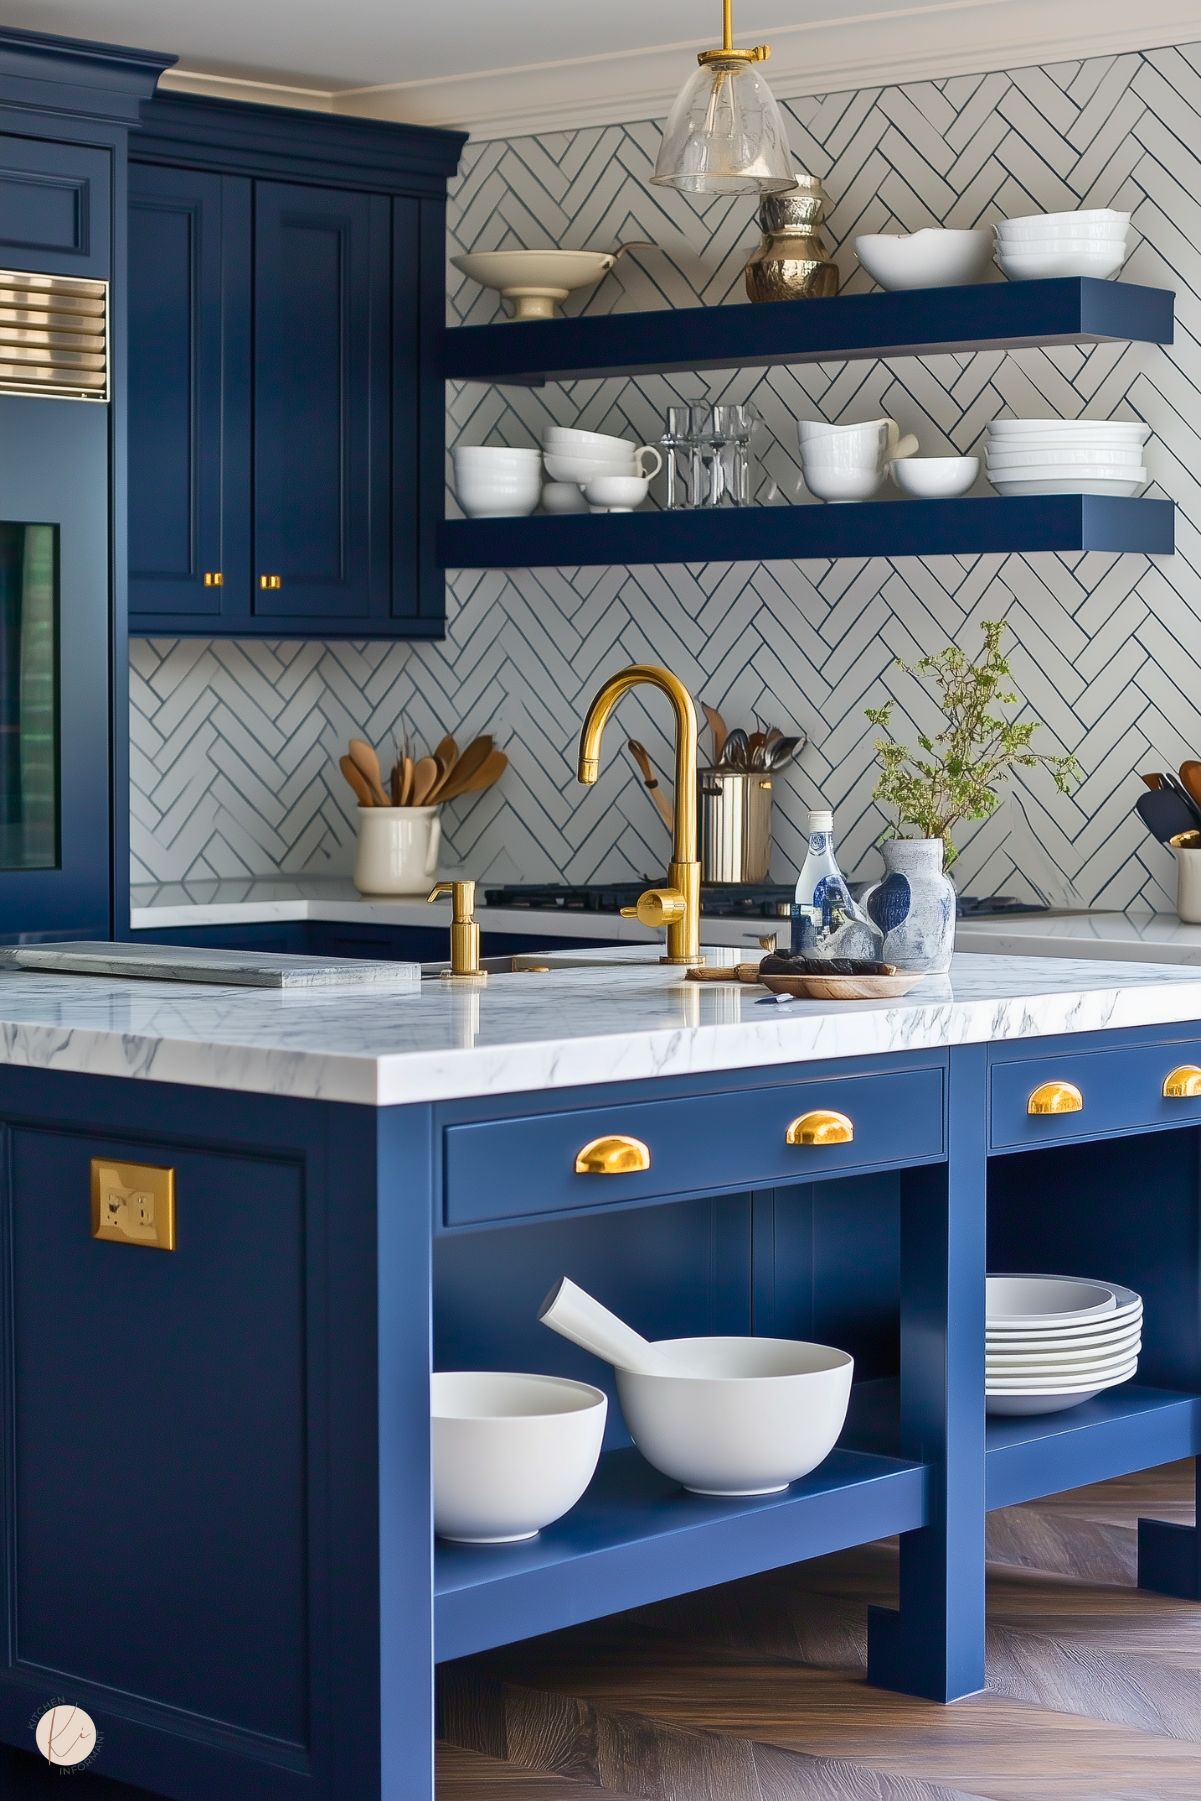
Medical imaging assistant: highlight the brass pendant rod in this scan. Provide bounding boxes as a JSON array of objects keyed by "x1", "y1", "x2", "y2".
[{"x1": 723, "y1": 0, "x2": 733, "y2": 51}]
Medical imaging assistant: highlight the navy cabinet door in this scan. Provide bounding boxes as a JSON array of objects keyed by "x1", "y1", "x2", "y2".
[
  {"x1": 253, "y1": 181, "x2": 390, "y2": 624},
  {"x1": 0, "y1": 133, "x2": 111, "y2": 277},
  {"x1": 128, "y1": 165, "x2": 252, "y2": 624}
]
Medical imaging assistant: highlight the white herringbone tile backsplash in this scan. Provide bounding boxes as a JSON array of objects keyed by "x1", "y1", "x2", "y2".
[{"x1": 131, "y1": 43, "x2": 1201, "y2": 910}]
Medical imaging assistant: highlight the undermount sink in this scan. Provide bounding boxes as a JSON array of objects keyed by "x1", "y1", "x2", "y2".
[{"x1": 419, "y1": 949, "x2": 731, "y2": 979}]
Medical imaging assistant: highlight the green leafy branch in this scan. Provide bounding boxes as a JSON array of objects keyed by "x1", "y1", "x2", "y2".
[{"x1": 864, "y1": 620, "x2": 1080, "y2": 869}]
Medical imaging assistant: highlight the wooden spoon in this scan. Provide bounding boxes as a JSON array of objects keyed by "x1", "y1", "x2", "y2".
[
  {"x1": 1180, "y1": 762, "x2": 1201, "y2": 809},
  {"x1": 433, "y1": 733, "x2": 458, "y2": 774},
  {"x1": 339, "y1": 754, "x2": 375, "y2": 807},
  {"x1": 702, "y1": 703, "x2": 727, "y2": 766},
  {"x1": 348, "y1": 737, "x2": 389, "y2": 808},
  {"x1": 396, "y1": 754, "x2": 413, "y2": 806},
  {"x1": 626, "y1": 739, "x2": 673, "y2": 831},
  {"x1": 434, "y1": 735, "x2": 494, "y2": 801},
  {"x1": 408, "y1": 755, "x2": 440, "y2": 807},
  {"x1": 446, "y1": 748, "x2": 507, "y2": 800}
]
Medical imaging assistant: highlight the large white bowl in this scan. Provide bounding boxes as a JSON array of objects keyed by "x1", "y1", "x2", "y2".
[
  {"x1": 453, "y1": 445, "x2": 541, "y2": 461},
  {"x1": 998, "y1": 247, "x2": 1127, "y2": 281},
  {"x1": 453, "y1": 474, "x2": 543, "y2": 518},
  {"x1": 987, "y1": 446, "x2": 1145, "y2": 468},
  {"x1": 987, "y1": 1274, "x2": 1118, "y2": 1327},
  {"x1": 998, "y1": 209, "x2": 1130, "y2": 236},
  {"x1": 543, "y1": 451, "x2": 635, "y2": 483},
  {"x1": 891, "y1": 456, "x2": 979, "y2": 498},
  {"x1": 854, "y1": 228, "x2": 993, "y2": 290},
  {"x1": 432, "y1": 1370, "x2": 607, "y2": 1543},
  {"x1": 543, "y1": 427, "x2": 637, "y2": 452},
  {"x1": 990, "y1": 418, "x2": 1148, "y2": 436},
  {"x1": 615, "y1": 1336, "x2": 853, "y2": 1497},
  {"x1": 991, "y1": 474, "x2": 1147, "y2": 497},
  {"x1": 451, "y1": 249, "x2": 616, "y2": 321}
]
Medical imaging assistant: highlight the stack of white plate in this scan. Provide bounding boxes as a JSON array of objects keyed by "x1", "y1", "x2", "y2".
[
  {"x1": 986, "y1": 418, "x2": 1150, "y2": 497},
  {"x1": 995, "y1": 209, "x2": 1131, "y2": 281},
  {"x1": 986, "y1": 1274, "x2": 1142, "y2": 1416}
]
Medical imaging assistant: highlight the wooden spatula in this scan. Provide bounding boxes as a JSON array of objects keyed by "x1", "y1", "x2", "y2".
[
  {"x1": 408, "y1": 756, "x2": 440, "y2": 807},
  {"x1": 348, "y1": 738, "x2": 389, "y2": 807},
  {"x1": 433, "y1": 735, "x2": 494, "y2": 802},
  {"x1": 446, "y1": 748, "x2": 507, "y2": 800},
  {"x1": 702, "y1": 703, "x2": 727, "y2": 766},
  {"x1": 339, "y1": 755, "x2": 375, "y2": 807},
  {"x1": 433, "y1": 733, "x2": 458, "y2": 775}
]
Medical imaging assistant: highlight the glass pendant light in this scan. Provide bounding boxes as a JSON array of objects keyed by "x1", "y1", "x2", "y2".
[{"x1": 652, "y1": 0, "x2": 797, "y2": 196}]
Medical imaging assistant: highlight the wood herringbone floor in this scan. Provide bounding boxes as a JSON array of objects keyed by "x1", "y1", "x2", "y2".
[{"x1": 437, "y1": 1462, "x2": 1201, "y2": 1800}]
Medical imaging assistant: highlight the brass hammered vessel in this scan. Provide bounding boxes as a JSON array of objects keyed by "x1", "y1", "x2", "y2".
[{"x1": 744, "y1": 176, "x2": 839, "y2": 302}]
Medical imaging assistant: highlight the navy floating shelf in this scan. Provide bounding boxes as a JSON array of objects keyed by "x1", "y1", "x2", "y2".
[
  {"x1": 433, "y1": 1442, "x2": 925, "y2": 1663},
  {"x1": 440, "y1": 495, "x2": 1174, "y2": 570},
  {"x1": 443, "y1": 277, "x2": 1174, "y2": 385}
]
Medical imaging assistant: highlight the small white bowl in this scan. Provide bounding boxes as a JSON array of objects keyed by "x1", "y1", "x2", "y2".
[
  {"x1": 544, "y1": 452, "x2": 633, "y2": 483},
  {"x1": 541, "y1": 480, "x2": 589, "y2": 514},
  {"x1": 432, "y1": 1370, "x2": 607, "y2": 1543},
  {"x1": 891, "y1": 455, "x2": 979, "y2": 498},
  {"x1": 452, "y1": 444, "x2": 541, "y2": 460},
  {"x1": 616, "y1": 1336, "x2": 852, "y2": 1496},
  {"x1": 802, "y1": 464, "x2": 886, "y2": 502},
  {"x1": 998, "y1": 209, "x2": 1130, "y2": 236},
  {"x1": 998, "y1": 247, "x2": 1127, "y2": 281},
  {"x1": 584, "y1": 473, "x2": 652, "y2": 511},
  {"x1": 854, "y1": 228, "x2": 993, "y2": 290},
  {"x1": 454, "y1": 474, "x2": 542, "y2": 518}
]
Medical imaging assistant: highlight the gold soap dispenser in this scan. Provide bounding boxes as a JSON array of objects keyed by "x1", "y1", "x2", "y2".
[{"x1": 426, "y1": 880, "x2": 485, "y2": 979}]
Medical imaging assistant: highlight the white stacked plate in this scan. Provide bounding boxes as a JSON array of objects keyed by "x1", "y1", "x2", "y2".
[
  {"x1": 986, "y1": 1274, "x2": 1142, "y2": 1416},
  {"x1": 995, "y1": 209, "x2": 1131, "y2": 281},
  {"x1": 985, "y1": 418, "x2": 1149, "y2": 497}
]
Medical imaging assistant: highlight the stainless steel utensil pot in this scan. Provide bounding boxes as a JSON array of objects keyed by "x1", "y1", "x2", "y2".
[{"x1": 699, "y1": 769, "x2": 773, "y2": 883}]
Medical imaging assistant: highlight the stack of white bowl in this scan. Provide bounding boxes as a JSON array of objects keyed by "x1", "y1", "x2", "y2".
[
  {"x1": 995, "y1": 210, "x2": 1131, "y2": 281},
  {"x1": 986, "y1": 1274, "x2": 1142, "y2": 1416},
  {"x1": 451, "y1": 444, "x2": 542, "y2": 518},
  {"x1": 986, "y1": 417, "x2": 1149, "y2": 497},
  {"x1": 542, "y1": 427, "x2": 662, "y2": 513}
]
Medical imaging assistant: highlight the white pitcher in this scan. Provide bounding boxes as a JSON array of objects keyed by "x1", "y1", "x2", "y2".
[{"x1": 354, "y1": 806, "x2": 441, "y2": 895}]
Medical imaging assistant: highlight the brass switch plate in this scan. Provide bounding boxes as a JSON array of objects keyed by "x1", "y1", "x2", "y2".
[{"x1": 90, "y1": 1159, "x2": 176, "y2": 1251}]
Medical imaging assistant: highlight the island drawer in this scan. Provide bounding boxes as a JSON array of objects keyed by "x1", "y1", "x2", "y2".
[
  {"x1": 990, "y1": 1037, "x2": 1201, "y2": 1151},
  {"x1": 440, "y1": 1065, "x2": 945, "y2": 1225}
]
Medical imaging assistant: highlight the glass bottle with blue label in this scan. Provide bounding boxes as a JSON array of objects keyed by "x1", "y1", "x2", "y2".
[{"x1": 791, "y1": 808, "x2": 884, "y2": 960}]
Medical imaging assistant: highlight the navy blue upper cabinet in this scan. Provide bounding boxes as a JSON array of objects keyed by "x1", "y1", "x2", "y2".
[
  {"x1": 128, "y1": 165, "x2": 251, "y2": 620},
  {"x1": 253, "y1": 181, "x2": 390, "y2": 622},
  {"x1": 0, "y1": 133, "x2": 111, "y2": 277},
  {"x1": 128, "y1": 95, "x2": 464, "y2": 640}
]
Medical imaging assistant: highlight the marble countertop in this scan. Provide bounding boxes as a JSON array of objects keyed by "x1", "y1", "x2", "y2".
[{"x1": 4, "y1": 946, "x2": 1201, "y2": 1106}]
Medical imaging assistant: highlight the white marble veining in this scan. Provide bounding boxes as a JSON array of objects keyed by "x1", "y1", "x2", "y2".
[{"x1": 3, "y1": 950, "x2": 1201, "y2": 1107}]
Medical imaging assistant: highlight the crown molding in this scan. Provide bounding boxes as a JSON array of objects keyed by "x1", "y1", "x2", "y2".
[{"x1": 160, "y1": 0, "x2": 1201, "y2": 141}]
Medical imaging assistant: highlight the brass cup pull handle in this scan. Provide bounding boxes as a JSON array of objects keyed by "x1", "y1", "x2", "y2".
[
  {"x1": 574, "y1": 1135, "x2": 651, "y2": 1176},
  {"x1": 1027, "y1": 1080, "x2": 1083, "y2": 1116},
  {"x1": 786, "y1": 1109, "x2": 854, "y2": 1147},
  {"x1": 259, "y1": 573, "x2": 282, "y2": 590},
  {"x1": 203, "y1": 571, "x2": 223, "y2": 587},
  {"x1": 1164, "y1": 1064, "x2": 1201, "y2": 1099}
]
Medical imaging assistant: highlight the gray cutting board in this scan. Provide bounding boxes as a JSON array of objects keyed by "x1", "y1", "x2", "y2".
[{"x1": 1, "y1": 942, "x2": 421, "y2": 990}]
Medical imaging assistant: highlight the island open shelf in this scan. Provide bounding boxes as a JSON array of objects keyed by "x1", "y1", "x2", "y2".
[
  {"x1": 433, "y1": 1440, "x2": 927, "y2": 1662},
  {"x1": 440, "y1": 494, "x2": 1175, "y2": 570},
  {"x1": 443, "y1": 277, "x2": 1174, "y2": 386}
]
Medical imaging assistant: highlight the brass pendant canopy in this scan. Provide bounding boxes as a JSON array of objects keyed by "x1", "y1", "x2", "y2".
[{"x1": 652, "y1": 0, "x2": 797, "y2": 196}]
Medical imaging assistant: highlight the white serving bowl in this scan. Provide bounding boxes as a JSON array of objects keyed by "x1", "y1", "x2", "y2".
[
  {"x1": 452, "y1": 446, "x2": 542, "y2": 465},
  {"x1": 987, "y1": 1274, "x2": 1118, "y2": 1327},
  {"x1": 990, "y1": 418, "x2": 1148, "y2": 437},
  {"x1": 991, "y1": 473, "x2": 1147, "y2": 497},
  {"x1": 615, "y1": 1336, "x2": 853, "y2": 1496},
  {"x1": 432, "y1": 1370, "x2": 607, "y2": 1543},
  {"x1": 543, "y1": 427, "x2": 637, "y2": 453},
  {"x1": 584, "y1": 473, "x2": 652, "y2": 512},
  {"x1": 802, "y1": 463, "x2": 886, "y2": 503},
  {"x1": 997, "y1": 209, "x2": 1130, "y2": 236},
  {"x1": 451, "y1": 249, "x2": 617, "y2": 321},
  {"x1": 543, "y1": 451, "x2": 635, "y2": 483},
  {"x1": 453, "y1": 473, "x2": 543, "y2": 518},
  {"x1": 891, "y1": 455, "x2": 979, "y2": 498},
  {"x1": 987, "y1": 446, "x2": 1146, "y2": 468},
  {"x1": 854, "y1": 228, "x2": 993, "y2": 290},
  {"x1": 998, "y1": 247, "x2": 1127, "y2": 281}
]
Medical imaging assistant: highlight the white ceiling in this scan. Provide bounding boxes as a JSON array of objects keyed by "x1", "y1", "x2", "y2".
[{"x1": 3, "y1": 0, "x2": 930, "y2": 90}]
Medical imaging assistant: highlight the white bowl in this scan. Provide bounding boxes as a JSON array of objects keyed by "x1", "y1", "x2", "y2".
[
  {"x1": 584, "y1": 474, "x2": 652, "y2": 512},
  {"x1": 986, "y1": 1357, "x2": 1138, "y2": 1393},
  {"x1": 990, "y1": 418, "x2": 1148, "y2": 437},
  {"x1": 431, "y1": 1370, "x2": 607, "y2": 1543},
  {"x1": 998, "y1": 247, "x2": 1127, "y2": 281},
  {"x1": 541, "y1": 480, "x2": 589, "y2": 515},
  {"x1": 544, "y1": 451, "x2": 635, "y2": 483},
  {"x1": 998, "y1": 209, "x2": 1130, "y2": 235},
  {"x1": 454, "y1": 474, "x2": 543, "y2": 518},
  {"x1": 802, "y1": 463, "x2": 886, "y2": 502},
  {"x1": 451, "y1": 249, "x2": 616, "y2": 321},
  {"x1": 854, "y1": 228, "x2": 993, "y2": 291},
  {"x1": 987, "y1": 1274, "x2": 1118, "y2": 1327},
  {"x1": 991, "y1": 474, "x2": 1147, "y2": 497},
  {"x1": 987, "y1": 446, "x2": 1146, "y2": 468},
  {"x1": 544, "y1": 427, "x2": 636, "y2": 452},
  {"x1": 615, "y1": 1336, "x2": 853, "y2": 1496},
  {"x1": 891, "y1": 455, "x2": 979, "y2": 498}
]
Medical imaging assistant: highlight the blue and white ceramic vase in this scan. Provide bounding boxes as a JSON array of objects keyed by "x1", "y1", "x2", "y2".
[{"x1": 863, "y1": 837, "x2": 956, "y2": 974}]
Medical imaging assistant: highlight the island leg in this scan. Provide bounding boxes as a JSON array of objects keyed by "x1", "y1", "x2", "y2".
[
  {"x1": 1138, "y1": 1461, "x2": 1201, "y2": 1599},
  {"x1": 867, "y1": 1045, "x2": 987, "y2": 1701}
]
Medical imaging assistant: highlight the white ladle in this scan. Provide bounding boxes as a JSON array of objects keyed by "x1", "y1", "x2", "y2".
[{"x1": 538, "y1": 1277, "x2": 673, "y2": 1375}]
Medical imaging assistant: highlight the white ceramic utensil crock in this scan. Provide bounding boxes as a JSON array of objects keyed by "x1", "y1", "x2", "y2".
[{"x1": 353, "y1": 805, "x2": 441, "y2": 895}]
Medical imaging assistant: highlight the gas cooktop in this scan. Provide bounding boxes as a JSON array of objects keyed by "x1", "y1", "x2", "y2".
[{"x1": 482, "y1": 882, "x2": 1047, "y2": 921}]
